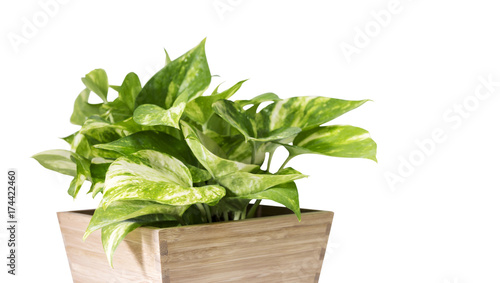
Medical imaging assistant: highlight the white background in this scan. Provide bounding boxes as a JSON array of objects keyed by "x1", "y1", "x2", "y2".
[{"x1": 1, "y1": 0, "x2": 500, "y2": 282}]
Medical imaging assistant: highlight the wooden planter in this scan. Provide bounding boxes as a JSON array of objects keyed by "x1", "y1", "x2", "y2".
[{"x1": 57, "y1": 205, "x2": 334, "y2": 283}]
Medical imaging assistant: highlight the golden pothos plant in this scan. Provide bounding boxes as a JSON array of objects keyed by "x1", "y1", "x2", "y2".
[{"x1": 33, "y1": 39, "x2": 377, "y2": 266}]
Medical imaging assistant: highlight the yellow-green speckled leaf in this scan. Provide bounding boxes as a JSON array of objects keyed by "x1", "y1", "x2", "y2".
[
  {"x1": 285, "y1": 125, "x2": 377, "y2": 162},
  {"x1": 102, "y1": 150, "x2": 225, "y2": 209},
  {"x1": 233, "y1": 179, "x2": 301, "y2": 220},
  {"x1": 84, "y1": 199, "x2": 187, "y2": 240},
  {"x1": 81, "y1": 69, "x2": 109, "y2": 102},
  {"x1": 133, "y1": 103, "x2": 186, "y2": 129},
  {"x1": 181, "y1": 121, "x2": 259, "y2": 178},
  {"x1": 217, "y1": 167, "x2": 307, "y2": 196},
  {"x1": 257, "y1": 96, "x2": 369, "y2": 132},
  {"x1": 184, "y1": 80, "x2": 246, "y2": 125},
  {"x1": 135, "y1": 39, "x2": 211, "y2": 110}
]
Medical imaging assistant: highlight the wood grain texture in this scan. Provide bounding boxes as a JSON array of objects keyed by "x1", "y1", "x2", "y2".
[
  {"x1": 58, "y1": 210, "x2": 161, "y2": 283},
  {"x1": 58, "y1": 206, "x2": 333, "y2": 283}
]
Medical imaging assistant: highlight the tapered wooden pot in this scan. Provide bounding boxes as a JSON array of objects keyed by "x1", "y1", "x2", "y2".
[{"x1": 57, "y1": 205, "x2": 333, "y2": 283}]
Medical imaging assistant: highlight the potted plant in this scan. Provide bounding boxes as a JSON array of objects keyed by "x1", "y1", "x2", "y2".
[{"x1": 33, "y1": 39, "x2": 377, "y2": 282}]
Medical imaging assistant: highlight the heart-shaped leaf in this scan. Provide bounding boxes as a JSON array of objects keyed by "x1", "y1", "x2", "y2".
[
  {"x1": 62, "y1": 131, "x2": 93, "y2": 159},
  {"x1": 84, "y1": 199, "x2": 187, "y2": 240},
  {"x1": 181, "y1": 121, "x2": 259, "y2": 178},
  {"x1": 233, "y1": 180, "x2": 301, "y2": 220},
  {"x1": 32, "y1": 149, "x2": 91, "y2": 198},
  {"x1": 133, "y1": 103, "x2": 186, "y2": 129},
  {"x1": 212, "y1": 99, "x2": 256, "y2": 141},
  {"x1": 235, "y1": 92, "x2": 280, "y2": 108},
  {"x1": 101, "y1": 221, "x2": 141, "y2": 267},
  {"x1": 215, "y1": 135, "x2": 266, "y2": 165},
  {"x1": 102, "y1": 150, "x2": 225, "y2": 209},
  {"x1": 213, "y1": 99, "x2": 301, "y2": 142},
  {"x1": 101, "y1": 214, "x2": 180, "y2": 267},
  {"x1": 67, "y1": 156, "x2": 91, "y2": 198},
  {"x1": 217, "y1": 167, "x2": 306, "y2": 196},
  {"x1": 32, "y1": 149, "x2": 78, "y2": 176},
  {"x1": 118, "y1": 72, "x2": 142, "y2": 111},
  {"x1": 80, "y1": 116, "x2": 125, "y2": 144},
  {"x1": 94, "y1": 130, "x2": 196, "y2": 165},
  {"x1": 135, "y1": 39, "x2": 210, "y2": 110},
  {"x1": 81, "y1": 69, "x2": 109, "y2": 102},
  {"x1": 284, "y1": 125, "x2": 377, "y2": 162},
  {"x1": 184, "y1": 80, "x2": 246, "y2": 125},
  {"x1": 70, "y1": 88, "x2": 106, "y2": 125},
  {"x1": 257, "y1": 96, "x2": 369, "y2": 132}
]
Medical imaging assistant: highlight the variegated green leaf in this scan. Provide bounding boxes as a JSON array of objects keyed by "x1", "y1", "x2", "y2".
[
  {"x1": 100, "y1": 215, "x2": 180, "y2": 268},
  {"x1": 184, "y1": 80, "x2": 246, "y2": 125},
  {"x1": 64, "y1": 128, "x2": 122, "y2": 161},
  {"x1": 133, "y1": 103, "x2": 185, "y2": 129},
  {"x1": 256, "y1": 127, "x2": 302, "y2": 142},
  {"x1": 181, "y1": 121, "x2": 259, "y2": 178},
  {"x1": 217, "y1": 167, "x2": 306, "y2": 196},
  {"x1": 88, "y1": 161, "x2": 111, "y2": 197},
  {"x1": 81, "y1": 69, "x2": 109, "y2": 102},
  {"x1": 90, "y1": 181, "x2": 105, "y2": 197},
  {"x1": 102, "y1": 150, "x2": 225, "y2": 208},
  {"x1": 118, "y1": 72, "x2": 142, "y2": 111},
  {"x1": 62, "y1": 131, "x2": 92, "y2": 159},
  {"x1": 113, "y1": 117, "x2": 183, "y2": 139},
  {"x1": 187, "y1": 165, "x2": 212, "y2": 183},
  {"x1": 235, "y1": 92, "x2": 280, "y2": 107},
  {"x1": 102, "y1": 96, "x2": 133, "y2": 123},
  {"x1": 103, "y1": 150, "x2": 192, "y2": 200},
  {"x1": 80, "y1": 116, "x2": 125, "y2": 144},
  {"x1": 94, "y1": 131, "x2": 196, "y2": 165},
  {"x1": 257, "y1": 97, "x2": 369, "y2": 132},
  {"x1": 213, "y1": 198, "x2": 250, "y2": 215},
  {"x1": 93, "y1": 197, "x2": 183, "y2": 267},
  {"x1": 70, "y1": 88, "x2": 106, "y2": 126},
  {"x1": 67, "y1": 169, "x2": 87, "y2": 198},
  {"x1": 135, "y1": 39, "x2": 210, "y2": 110},
  {"x1": 164, "y1": 48, "x2": 172, "y2": 65},
  {"x1": 33, "y1": 149, "x2": 92, "y2": 198},
  {"x1": 212, "y1": 99, "x2": 256, "y2": 141},
  {"x1": 32, "y1": 149, "x2": 78, "y2": 176},
  {"x1": 84, "y1": 199, "x2": 187, "y2": 239},
  {"x1": 111, "y1": 117, "x2": 145, "y2": 134},
  {"x1": 86, "y1": 202, "x2": 184, "y2": 239},
  {"x1": 236, "y1": 92, "x2": 281, "y2": 118},
  {"x1": 101, "y1": 216, "x2": 181, "y2": 268},
  {"x1": 233, "y1": 180, "x2": 301, "y2": 220},
  {"x1": 204, "y1": 114, "x2": 240, "y2": 137},
  {"x1": 193, "y1": 127, "x2": 228, "y2": 159},
  {"x1": 213, "y1": 100, "x2": 301, "y2": 142},
  {"x1": 68, "y1": 154, "x2": 91, "y2": 198},
  {"x1": 211, "y1": 134, "x2": 266, "y2": 165},
  {"x1": 101, "y1": 220, "x2": 141, "y2": 267},
  {"x1": 284, "y1": 125, "x2": 377, "y2": 161},
  {"x1": 33, "y1": 149, "x2": 91, "y2": 197}
]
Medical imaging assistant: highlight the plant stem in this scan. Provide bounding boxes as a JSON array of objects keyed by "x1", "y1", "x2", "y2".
[
  {"x1": 196, "y1": 203, "x2": 207, "y2": 223},
  {"x1": 250, "y1": 141, "x2": 257, "y2": 164},
  {"x1": 246, "y1": 199, "x2": 262, "y2": 219},
  {"x1": 278, "y1": 155, "x2": 293, "y2": 172},
  {"x1": 223, "y1": 211, "x2": 229, "y2": 221},
  {"x1": 241, "y1": 205, "x2": 247, "y2": 220},
  {"x1": 203, "y1": 204, "x2": 212, "y2": 223},
  {"x1": 233, "y1": 211, "x2": 242, "y2": 221},
  {"x1": 266, "y1": 150, "x2": 274, "y2": 172},
  {"x1": 175, "y1": 216, "x2": 186, "y2": 226}
]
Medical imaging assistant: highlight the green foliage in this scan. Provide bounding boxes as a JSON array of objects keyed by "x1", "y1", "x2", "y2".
[{"x1": 33, "y1": 39, "x2": 377, "y2": 266}]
